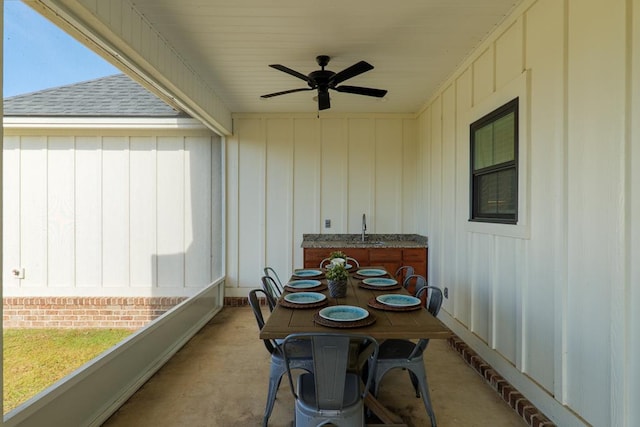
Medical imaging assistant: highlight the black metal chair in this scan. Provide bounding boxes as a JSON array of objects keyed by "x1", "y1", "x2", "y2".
[
  {"x1": 263, "y1": 267, "x2": 284, "y2": 293},
  {"x1": 394, "y1": 265, "x2": 415, "y2": 287},
  {"x1": 402, "y1": 273, "x2": 427, "y2": 295},
  {"x1": 283, "y1": 332, "x2": 379, "y2": 427},
  {"x1": 248, "y1": 289, "x2": 314, "y2": 427},
  {"x1": 319, "y1": 257, "x2": 360, "y2": 269},
  {"x1": 261, "y1": 275, "x2": 282, "y2": 311},
  {"x1": 369, "y1": 285, "x2": 444, "y2": 427}
]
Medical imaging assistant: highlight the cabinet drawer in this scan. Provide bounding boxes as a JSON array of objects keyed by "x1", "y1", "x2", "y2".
[{"x1": 369, "y1": 248, "x2": 402, "y2": 262}]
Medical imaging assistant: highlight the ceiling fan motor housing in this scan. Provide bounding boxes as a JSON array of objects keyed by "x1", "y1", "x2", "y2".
[{"x1": 308, "y1": 70, "x2": 334, "y2": 89}]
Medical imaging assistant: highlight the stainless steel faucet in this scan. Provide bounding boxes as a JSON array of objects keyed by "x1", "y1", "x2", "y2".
[{"x1": 361, "y1": 213, "x2": 367, "y2": 242}]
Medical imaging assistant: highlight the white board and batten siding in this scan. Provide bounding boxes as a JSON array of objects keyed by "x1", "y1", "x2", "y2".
[
  {"x1": 419, "y1": 0, "x2": 640, "y2": 426},
  {"x1": 3, "y1": 127, "x2": 222, "y2": 298},
  {"x1": 226, "y1": 114, "x2": 417, "y2": 298}
]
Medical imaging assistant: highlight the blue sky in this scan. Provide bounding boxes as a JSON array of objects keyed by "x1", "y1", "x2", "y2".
[{"x1": 3, "y1": 1, "x2": 119, "y2": 98}]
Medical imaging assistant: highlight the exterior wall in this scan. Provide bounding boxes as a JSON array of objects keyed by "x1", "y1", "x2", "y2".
[
  {"x1": 2, "y1": 126, "x2": 222, "y2": 300},
  {"x1": 226, "y1": 114, "x2": 417, "y2": 298},
  {"x1": 418, "y1": 0, "x2": 639, "y2": 426},
  {"x1": 3, "y1": 296, "x2": 186, "y2": 328}
]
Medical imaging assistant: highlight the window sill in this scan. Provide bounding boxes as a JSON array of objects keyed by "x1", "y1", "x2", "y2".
[{"x1": 465, "y1": 219, "x2": 530, "y2": 239}]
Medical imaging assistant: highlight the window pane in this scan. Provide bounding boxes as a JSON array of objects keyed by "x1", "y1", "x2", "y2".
[
  {"x1": 476, "y1": 168, "x2": 517, "y2": 216},
  {"x1": 496, "y1": 168, "x2": 517, "y2": 214},
  {"x1": 493, "y1": 113, "x2": 515, "y2": 164},
  {"x1": 477, "y1": 173, "x2": 498, "y2": 214},
  {"x1": 474, "y1": 125, "x2": 494, "y2": 170}
]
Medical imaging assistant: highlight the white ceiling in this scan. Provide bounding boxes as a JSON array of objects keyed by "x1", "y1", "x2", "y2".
[{"x1": 129, "y1": 0, "x2": 523, "y2": 114}]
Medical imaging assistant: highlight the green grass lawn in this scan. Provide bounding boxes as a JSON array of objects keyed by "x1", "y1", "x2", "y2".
[{"x1": 3, "y1": 328, "x2": 132, "y2": 413}]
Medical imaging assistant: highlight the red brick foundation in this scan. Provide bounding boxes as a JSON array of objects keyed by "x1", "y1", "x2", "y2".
[
  {"x1": 224, "y1": 296, "x2": 251, "y2": 307},
  {"x1": 447, "y1": 336, "x2": 556, "y2": 427},
  {"x1": 3, "y1": 297, "x2": 187, "y2": 329}
]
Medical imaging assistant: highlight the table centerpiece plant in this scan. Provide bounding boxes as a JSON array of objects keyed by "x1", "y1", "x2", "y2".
[
  {"x1": 329, "y1": 250, "x2": 347, "y2": 260},
  {"x1": 325, "y1": 263, "x2": 348, "y2": 298}
]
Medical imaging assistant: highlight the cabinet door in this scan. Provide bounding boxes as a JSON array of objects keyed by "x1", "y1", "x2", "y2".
[
  {"x1": 342, "y1": 248, "x2": 369, "y2": 268},
  {"x1": 403, "y1": 248, "x2": 427, "y2": 278},
  {"x1": 369, "y1": 248, "x2": 403, "y2": 276},
  {"x1": 304, "y1": 248, "x2": 328, "y2": 268}
]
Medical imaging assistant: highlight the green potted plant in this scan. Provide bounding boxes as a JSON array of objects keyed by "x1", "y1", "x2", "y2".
[
  {"x1": 329, "y1": 250, "x2": 347, "y2": 260},
  {"x1": 325, "y1": 263, "x2": 348, "y2": 298}
]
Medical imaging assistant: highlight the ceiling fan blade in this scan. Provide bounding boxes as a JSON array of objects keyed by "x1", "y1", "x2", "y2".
[
  {"x1": 261, "y1": 87, "x2": 313, "y2": 98},
  {"x1": 318, "y1": 90, "x2": 331, "y2": 110},
  {"x1": 269, "y1": 64, "x2": 311, "y2": 83},
  {"x1": 334, "y1": 85, "x2": 387, "y2": 98},
  {"x1": 330, "y1": 61, "x2": 374, "y2": 85}
]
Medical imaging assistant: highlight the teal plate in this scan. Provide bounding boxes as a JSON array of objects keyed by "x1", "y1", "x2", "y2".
[
  {"x1": 362, "y1": 277, "x2": 398, "y2": 287},
  {"x1": 284, "y1": 292, "x2": 327, "y2": 304},
  {"x1": 356, "y1": 268, "x2": 387, "y2": 277},
  {"x1": 376, "y1": 294, "x2": 421, "y2": 307},
  {"x1": 287, "y1": 279, "x2": 322, "y2": 289},
  {"x1": 319, "y1": 305, "x2": 369, "y2": 322},
  {"x1": 293, "y1": 269, "x2": 323, "y2": 278}
]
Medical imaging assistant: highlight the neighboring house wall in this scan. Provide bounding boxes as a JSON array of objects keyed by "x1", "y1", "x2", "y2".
[
  {"x1": 3, "y1": 124, "x2": 223, "y2": 327},
  {"x1": 418, "y1": 1, "x2": 640, "y2": 426},
  {"x1": 226, "y1": 114, "x2": 418, "y2": 298}
]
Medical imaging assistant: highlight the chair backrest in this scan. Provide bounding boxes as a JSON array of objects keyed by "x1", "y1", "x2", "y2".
[
  {"x1": 282, "y1": 333, "x2": 379, "y2": 409},
  {"x1": 320, "y1": 257, "x2": 360, "y2": 269},
  {"x1": 346, "y1": 256, "x2": 360, "y2": 268},
  {"x1": 261, "y1": 275, "x2": 283, "y2": 309},
  {"x1": 407, "y1": 286, "x2": 443, "y2": 360},
  {"x1": 395, "y1": 265, "x2": 415, "y2": 286},
  {"x1": 263, "y1": 267, "x2": 284, "y2": 291},
  {"x1": 403, "y1": 274, "x2": 427, "y2": 295},
  {"x1": 248, "y1": 289, "x2": 277, "y2": 354},
  {"x1": 416, "y1": 285, "x2": 443, "y2": 317}
]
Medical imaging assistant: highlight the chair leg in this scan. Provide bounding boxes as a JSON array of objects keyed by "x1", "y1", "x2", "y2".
[
  {"x1": 411, "y1": 368, "x2": 437, "y2": 427},
  {"x1": 263, "y1": 359, "x2": 285, "y2": 427},
  {"x1": 409, "y1": 370, "x2": 421, "y2": 398}
]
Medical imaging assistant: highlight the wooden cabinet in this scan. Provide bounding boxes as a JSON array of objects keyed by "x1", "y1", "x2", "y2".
[
  {"x1": 369, "y1": 248, "x2": 403, "y2": 278},
  {"x1": 303, "y1": 246, "x2": 427, "y2": 279},
  {"x1": 403, "y1": 248, "x2": 427, "y2": 278},
  {"x1": 303, "y1": 248, "x2": 329, "y2": 268},
  {"x1": 303, "y1": 248, "x2": 369, "y2": 268}
]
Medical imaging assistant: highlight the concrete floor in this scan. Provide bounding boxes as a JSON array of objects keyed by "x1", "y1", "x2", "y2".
[{"x1": 102, "y1": 306, "x2": 526, "y2": 427}]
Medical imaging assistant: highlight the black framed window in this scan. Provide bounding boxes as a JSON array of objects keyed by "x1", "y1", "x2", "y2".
[{"x1": 470, "y1": 98, "x2": 518, "y2": 223}]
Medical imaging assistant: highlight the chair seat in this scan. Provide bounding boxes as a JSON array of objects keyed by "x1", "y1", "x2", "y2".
[
  {"x1": 378, "y1": 339, "x2": 418, "y2": 359},
  {"x1": 298, "y1": 372, "x2": 361, "y2": 409}
]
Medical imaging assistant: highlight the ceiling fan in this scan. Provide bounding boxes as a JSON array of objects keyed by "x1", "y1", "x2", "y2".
[{"x1": 261, "y1": 55, "x2": 388, "y2": 110}]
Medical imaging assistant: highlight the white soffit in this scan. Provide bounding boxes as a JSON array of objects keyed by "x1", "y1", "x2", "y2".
[{"x1": 113, "y1": 0, "x2": 525, "y2": 114}]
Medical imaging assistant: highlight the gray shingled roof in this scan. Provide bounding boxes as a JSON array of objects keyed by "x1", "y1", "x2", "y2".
[{"x1": 4, "y1": 74, "x2": 190, "y2": 118}]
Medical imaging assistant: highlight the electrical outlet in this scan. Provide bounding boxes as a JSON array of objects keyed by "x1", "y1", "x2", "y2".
[
  {"x1": 443, "y1": 287, "x2": 449, "y2": 298},
  {"x1": 325, "y1": 219, "x2": 331, "y2": 228}
]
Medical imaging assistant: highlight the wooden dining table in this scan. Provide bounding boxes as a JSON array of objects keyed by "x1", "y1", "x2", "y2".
[{"x1": 259, "y1": 266, "x2": 451, "y2": 426}]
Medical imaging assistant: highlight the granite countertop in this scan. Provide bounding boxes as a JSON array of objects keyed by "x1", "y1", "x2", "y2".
[{"x1": 301, "y1": 233, "x2": 428, "y2": 249}]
